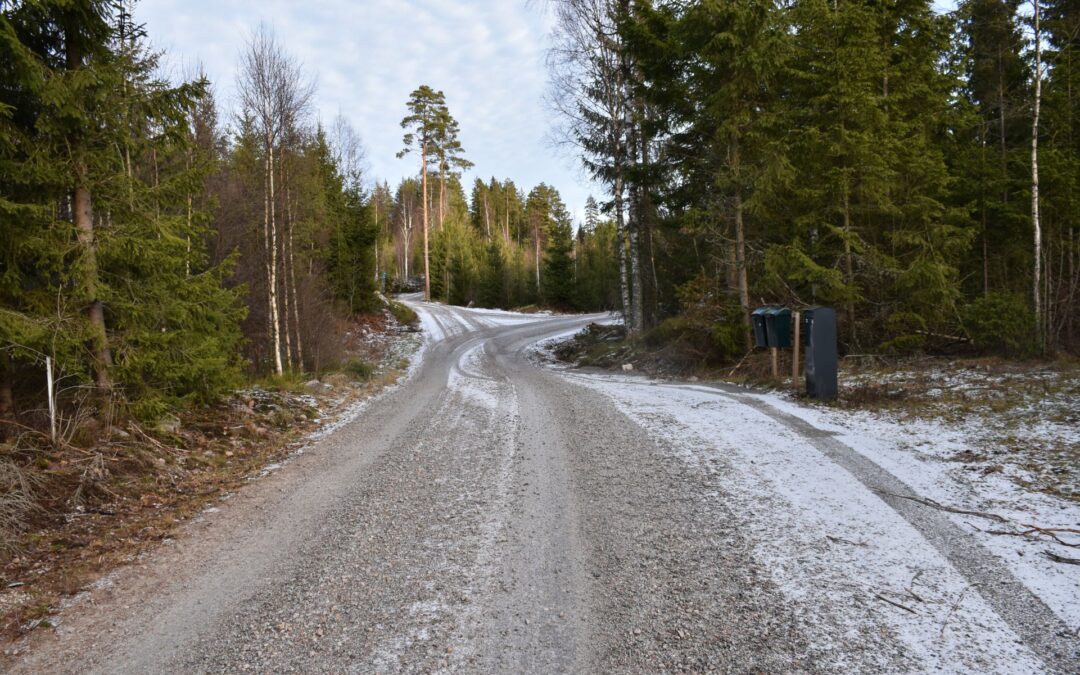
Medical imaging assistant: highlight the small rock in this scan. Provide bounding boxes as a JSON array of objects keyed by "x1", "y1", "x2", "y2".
[
  {"x1": 155, "y1": 415, "x2": 181, "y2": 434},
  {"x1": 621, "y1": 363, "x2": 634, "y2": 372}
]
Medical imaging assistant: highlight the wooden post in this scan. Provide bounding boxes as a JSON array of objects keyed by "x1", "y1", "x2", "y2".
[
  {"x1": 46, "y1": 356, "x2": 56, "y2": 444},
  {"x1": 770, "y1": 346, "x2": 779, "y2": 378}
]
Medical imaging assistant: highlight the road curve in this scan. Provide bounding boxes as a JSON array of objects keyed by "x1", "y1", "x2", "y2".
[{"x1": 8, "y1": 300, "x2": 1075, "y2": 673}]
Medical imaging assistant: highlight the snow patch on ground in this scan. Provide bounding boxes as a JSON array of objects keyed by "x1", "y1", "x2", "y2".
[
  {"x1": 753, "y1": 389, "x2": 1080, "y2": 631},
  {"x1": 559, "y1": 371, "x2": 1054, "y2": 672},
  {"x1": 448, "y1": 343, "x2": 501, "y2": 410}
]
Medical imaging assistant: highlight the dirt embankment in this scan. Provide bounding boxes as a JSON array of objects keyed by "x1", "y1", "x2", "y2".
[{"x1": 0, "y1": 308, "x2": 420, "y2": 645}]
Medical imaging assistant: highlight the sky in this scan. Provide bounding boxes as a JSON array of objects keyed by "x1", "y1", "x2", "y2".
[
  {"x1": 137, "y1": 0, "x2": 963, "y2": 226},
  {"x1": 136, "y1": 0, "x2": 596, "y2": 221}
]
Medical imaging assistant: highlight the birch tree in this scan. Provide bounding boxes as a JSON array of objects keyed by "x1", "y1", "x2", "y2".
[
  {"x1": 548, "y1": 0, "x2": 638, "y2": 331},
  {"x1": 238, "y1": 26, "x2": 312, "y2": 374},
  {"x1": 1031, "y1": 0, "x2": 1044, "y2": 350}
]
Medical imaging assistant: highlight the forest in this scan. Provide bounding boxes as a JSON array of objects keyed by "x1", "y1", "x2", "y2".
[
  {"x1": 388, "y1": 0, "x2": 1080, "y2": 365},
  {"x1": 539, "y1": 0, "x2": 1080, "y2": 363},
  {"x1": 2, "y1": 0, "x2": 1079, "y2": 434}
]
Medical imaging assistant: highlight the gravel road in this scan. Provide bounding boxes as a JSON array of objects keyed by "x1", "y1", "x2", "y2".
[{"x1": 9, "y1": 301, "x2": 1076, "y2": 674}]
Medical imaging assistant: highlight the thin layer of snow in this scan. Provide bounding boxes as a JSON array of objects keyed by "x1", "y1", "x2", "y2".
[
  {"x1": 752, "y1": 389, "x2": 1080, "y2": 631},
  {"x1": 558, "y1": 370, "x2": 1051, "y2": 672},
  {"x1": 448, "y1": 343, "x2": 500, "y2": 409}
]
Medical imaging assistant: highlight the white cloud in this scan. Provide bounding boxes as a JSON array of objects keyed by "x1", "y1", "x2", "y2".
[{"x1": 138, "y1": 0, "x2": 599, "y2": 221}]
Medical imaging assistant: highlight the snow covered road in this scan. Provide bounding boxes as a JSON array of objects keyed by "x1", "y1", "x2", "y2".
[{"x1": 11, "y1": 300, "x2": 1078, "y2": 673}]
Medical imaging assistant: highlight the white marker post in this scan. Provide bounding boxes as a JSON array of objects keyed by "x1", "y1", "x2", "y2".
[{"x1": 46, "y1": 356, "x2": 56, "y2": 444}]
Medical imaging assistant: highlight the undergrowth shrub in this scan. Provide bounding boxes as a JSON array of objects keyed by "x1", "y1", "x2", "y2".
[
  {"x1": 343, "y1": 359, "x2": 375, "y2": 381},
  {"x1": 0, "y1": 459, "x2": 39, "y2": 556},
  {"x1": 388, "y1": 300, "x2": 419, "y2": 329},
  {"x1": 962, "y1": 292, "x2": 1038, "y2": 357}
]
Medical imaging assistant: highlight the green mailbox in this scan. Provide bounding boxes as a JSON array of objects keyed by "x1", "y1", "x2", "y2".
[
  {"x1": 764, "y1": 307, "x2": 792, "y2": 348},
  {"x1": 751, "y1": 307, "x2": 770, "y2": 348}
]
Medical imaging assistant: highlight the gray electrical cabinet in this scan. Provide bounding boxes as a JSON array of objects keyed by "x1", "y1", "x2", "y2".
[{"x1": 801, "y1": 307, "x2": 838, "y2": 400}]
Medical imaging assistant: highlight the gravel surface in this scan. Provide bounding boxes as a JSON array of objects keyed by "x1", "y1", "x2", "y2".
[{"x1": 6, "y1": 301, "x2": 1074, "y2": 673}]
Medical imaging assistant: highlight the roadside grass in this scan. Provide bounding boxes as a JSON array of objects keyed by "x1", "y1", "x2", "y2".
[
  {"x1": 342, "y1": 358, "x2": 376, "y2": 382},
  {"x1": 832, "y1": 356, "x2": 1080, "y2": 502},
  {"x1": 387, "y1": 300, "x2": 419, "y2": 330}
]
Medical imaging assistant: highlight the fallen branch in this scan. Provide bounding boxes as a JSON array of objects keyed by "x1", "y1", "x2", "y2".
[
  {"x1": 940, "y1": 585, "x2": 977, "y2": 636},
  {"x1": 727, "y1": 348, "x2": 754, "y2": 378},
  {"x1": 905, "y1": 569, "x2": 926, "y2": 604},
  {"x1": 914, "y1": 329, "x2": 970, "y2": 343},
  {"x1": 883, "y1": 492, "x2": 1007, "y2": 523},
  {"x1": 884, "y1": 492, "x2": 1080, "y2": 549},
  {"x1": 1042, "y1": 550, "x2": 1080, "y2": 565},
  {"x1": 826, "y1": 535, "x2": 867, "y2": 547},
  {"x1": 987, "y1": 527, "x2": 1080, "y2": 549},
  {"x1": 874, "y1": 593, "x2": 917, "y2": 615},
  {"x1": 127, "y1": 422, "x2": 184, "y2": 459}
]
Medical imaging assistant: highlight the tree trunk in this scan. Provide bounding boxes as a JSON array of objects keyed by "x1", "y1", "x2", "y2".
[
  {"x1": 626, "y1": 138, "x2": 644, "y2": 333},
  {"x1": 281, "y1": 151, "x2": 302, "y2": 371},
  {"x1": 281, "y1": 225, "x2": 293, "y2": 371},
  {"x1": 1032, "y1": 0, "x2": 1043, "y2": 351},
  {"x1": 504, "y1": 190, "x2": 511, "y2": 246},
  {"x1": 614, "y1": 155, "x2": 632, "y2": 332},
  {"x1": 998, "y1": 69, "x2": 1009, "y2": 209},
  {"x1": 730, "y1": 138, "x2": 752, "y2": 349},
  {"x1": 483, "y1": 193, "x2": 491, "y2": 239},
  {"x1": 265, "y1": 136, "x2": 283, "y2": 375},
  {"x1": 628, "y1": 221, "x2": 643, "y2": 334},
  {"x1": 980, "y1": 132, "x2": 989, "y2": 295},
  {"x1": 278, "y1": 172, "x2": 293, "y2": 372},
  {"x1": 535, "y1": 223, "x2": 541, "y2": 295},
  {"x1": 67, "y1": 32, "x2": 112, "y2": 392},
  {"x1": 422, "y1": 141, "x2": 431, "y2": 300},
  {"x1": 0, "y1": 350, "x2": 13, "y2": 419},
  {"x1": 288, "y1": 216, "x2": 303, "y2": 369},
  {"x1": 75, "y1": 183, "x2": 112, "y2": 390},
  {"x1": 439, "y1": 162, "x2": 446, "y2": 230},
  {"x1": 625, "y1": 117, "x2": 643, "y2": 333},
  {"x1": 842, "y1": 181, "x2": 856, "y2": 346}
]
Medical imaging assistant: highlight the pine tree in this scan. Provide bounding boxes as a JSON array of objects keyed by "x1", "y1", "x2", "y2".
[
  {"x1": 480, "y1": 239, "x2": 508, "y2": 308},
  {"x1": 541, "y1": 202, "x2": 576, "y2": 308},
  {"x1": 399, "y1": 85, "x2": 448, "y2": 300}
]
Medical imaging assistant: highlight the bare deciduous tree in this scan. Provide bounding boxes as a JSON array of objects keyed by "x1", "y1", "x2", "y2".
[
  {"x1": 238, "y1": 25, "x2": 314, "y2": 374},
  {"x1": 545, "y1": 0, "x2": 639, "y2": 332}
]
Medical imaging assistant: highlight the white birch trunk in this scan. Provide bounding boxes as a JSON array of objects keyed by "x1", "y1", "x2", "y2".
[
  {"x1": 267, "y1": 136, "x2": 283, "y2": 375},
  {"x1": 1032, "y1": 0, "x2": 1044, "y2": 350}
]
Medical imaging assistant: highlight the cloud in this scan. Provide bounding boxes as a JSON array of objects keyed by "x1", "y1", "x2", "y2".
[{"x1": 137, "y1": 0, "x2": 599, "y2": 221}]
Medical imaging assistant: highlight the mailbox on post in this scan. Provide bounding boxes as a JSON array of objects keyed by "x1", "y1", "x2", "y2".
[
  {"x1": 751, "y1": 307, "x2": 770, "y2": 348},
  {"x1": 764, "y1": 307, "x2": 792, "y2": 348},
  {"x1": 801, "y1": 306, "x2": 838, "y2": 400}
]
